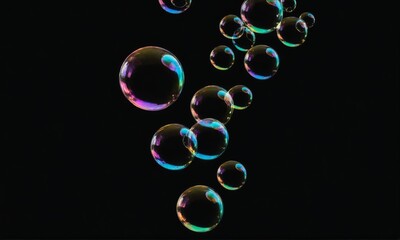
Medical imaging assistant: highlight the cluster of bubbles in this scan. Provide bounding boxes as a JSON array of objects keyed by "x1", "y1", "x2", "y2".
[
  {"x1": 119, "y1": 0, "x2": 315, "y2": 234},
  {"x1": 213, "y1": 0, "x2": 315, "y2": 79}
]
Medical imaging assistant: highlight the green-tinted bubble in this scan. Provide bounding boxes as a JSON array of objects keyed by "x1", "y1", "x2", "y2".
[
  {"x1": 219, "y1": 14, "x2": 244, "y2": 39},
  {"x1": 240, "y1": 0, "x2": 283, "y2": 34},
  {"x1": 299, "y1": 12, "x2": 315, "y2": 28},
  {"x1": 190, "y1": 85, "x2": 234, "y2": 124},
  {"x1": 281, "y1": 0, "x2": 297, "y2": 13},
  {"x1": 150, "y1": 123, "x2": 197, "y2": 170},
  {"x1": 159, "y1": 0, "x2": 192, "y2": 14},
  {"x1": 228, "y1": 85, "x2": 253, "y2": 110},
  {"x1": 190, "y1": 118, "x2": 229, "y2": 160},
  {"x1": 176, "y1": 185, "x2": 224, "y2": 232},
  {"x1": 232, "y1": 27, "x2": 256, "y2": 52},
  {"x1": 119, "y1": 46, "x2": 184, "y2": 111},
  {"x1": 210, "y1": 45, "x2": 235, "y2": 71},
  {"x1": 217, "y1": 160, "x2": 247, "y2": 190},
  {"x1": 244, "y1": 44, "x2": 280, "y2": 80},
  {"x1": 276, "y1": 16, "x2": 308, "y2": 47}
]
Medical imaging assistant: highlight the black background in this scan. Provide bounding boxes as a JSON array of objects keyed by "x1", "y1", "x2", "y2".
[{"x1": 1, "y1": 1, "x2": 399, "y2": 239}]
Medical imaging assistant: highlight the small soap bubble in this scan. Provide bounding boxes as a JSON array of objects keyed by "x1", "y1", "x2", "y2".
[
  {"x1": 217, "y1": 160, "x2": 247, "y2": 190},
  {"x1": 219, "y1": 14, "x2": 245, "y2": 39},
  {"x1": 210, "y1": 45, "x2": 235, "y2": 70},
  {"x1": 232, "y1": 27, "x2": 256, "y2": 52},
  {"x1": 228, "y1": 85, "x2": 253, "y2": 110},
  {"x1": 176, "y1": 185, "x2": 224, "y2": 232},
  {"x1": 244, "y1": 44, "x2": 280, "y2": 80},
  {"x1": 276, "y1": 16, "x2": 308, "y2": 47},
  {"x1": 299, "y1": 12, "x2": 316, "y2": 28},
  {"x1": 150, "y1": 123, "x2": 197, "y2": 170},
  {"x1": 190, "y1": 118, "x2": 229, "y2": 160},
  {"x1": 159, "y1": 0, "x2": 192, "y2": 14}
]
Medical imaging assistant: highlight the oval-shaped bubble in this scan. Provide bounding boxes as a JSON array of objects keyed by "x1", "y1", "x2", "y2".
[
  {"x1": 190, "y1": 85, "x2": 234, "y2": 124},
  {"x1": 228, "y1": 85, "x2": 253, "y2": 110},
  {"x1": 240, "y1": 0, "x2": 283, "y2": 34},
  {"x1": 232, "y1": 26, "x2": 256, "y2": 52},
  {"x1": 244, "y1": 44, "x2": 280, "y2": 80},
  {"x1": 276, "y1": 16, "x2": 308, "y2": 47},
  {"x1": 150, "y1": 123, "x2": 197, "y2": 170},
  {"x1": 119, "y1": 46, "x2": 184, "y2": 111},
  {"x1": 219, "y1": 14, "x2": 245, "y2": 39},
  {"x1": 176, "y1": 185, "x2": 224, "y2": 232},
  {"x1": 190, "y1": 118, "x2": 229, "y2": 160},
  {"x1": 217, "y1": 160, "x2": 247, "y2": 190},
  {"x1": 159, "y1": 0, "x2": 192, "y2": 14},
  {"x1": 281, "y1": 0, "x2": 297, "y2": 13},
  {"x1": 210, "y1": 45, "x2": 235, "y2": 70},
  {"x1": 299, "y1": 12, "x2": 316, "y2": 28}
]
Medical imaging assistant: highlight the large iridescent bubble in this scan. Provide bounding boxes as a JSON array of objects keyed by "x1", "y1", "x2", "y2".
[
  {"x1": 176, "y1": 185, "x2": 224, "y2": 232},
  {"x1": 119, "y1": 46, "x2": 184, "y2": 111},
  {"x1": 240, "y1": 0, "x2": 283, "y2": 34}
]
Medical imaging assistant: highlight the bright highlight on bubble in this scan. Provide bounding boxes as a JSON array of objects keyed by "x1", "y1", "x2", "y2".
[
  {"x1": 244, "y1": 44, "x2": 280, "y2": 80},
  {"x1": 190, "y1": 118, "x2": 229, "y2": 160},
  {"x1": 281, "y1": 0, "x2": 297, "y2": 13},
  {"x1": 276, "y1": 16, "x2": 308, "y2": 47},
  {"x1": 150, "y1": 123, "x2": 197, "y2": 170},
  {"x1": 190, "y1": 85, "x2": 234, "y2": 124},
  {"x1": 219, "y1": 14, "x2": 245, "y2": 39},
  {"x1": 217, "y1": 160, "x2": 247, "y2": 190},
  {"x1": 228, "y1": 85, "x2": 253, "y2": 110},
  {"x1": 176, "y1": 185, "x2": 224, "y2": 233},
  {"x1": 240, "y1": 0, "x2": 284, "y2": 34},
  {"x1": 210, "y1": 45, "x2": 235, "y2": 71},
  {"x1": 299, "y1": 12, "x2": 316, "y2": 28},
  {"x1": 119, "y1": 46, "x2": 184, "y2": 111},
  {"x1": 159, "y1": 0, "x2": 192, "y2": 14},
  {"x1": 232, "y1": 26, "x2": 256, "y2": 52}
]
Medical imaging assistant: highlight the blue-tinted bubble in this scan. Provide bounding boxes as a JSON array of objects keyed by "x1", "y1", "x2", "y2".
[
  {"x1": 244, "y1": 44, "x2": 280, "y2": 80},
  {"x1": 228, "y1": 85, "x2": 253, "y2": 110},
  {"x1": 299, "y1": 12, "x2": 315, "y2": 28},
  {"x1": 159, "y1": 0, "x2": 192, "y2": 14},
  {"x1": 119, "y1": 46, "x2": 184, "y2": 111},
  {"x1": 232, "y1": 27, "x2": 256, "y2": 52},
  {"x1": 217, "y1": 160, "x2": 247, "y2": 190},
  {"x1": 190, "y1": 85, "x2": 234, "y2": 124},
  {"x1": 210, "y1": 45, "x2": 235, "y2": 70},
  {"x1": 276, "y1": 16, "x2": 308, "y2": 47},
  {"x1": 281, "y1": 0, "x2": 297, "y2": 13},
  {"x1": 176, "y1": 185, "x2": 224, "y2": 232},
  {"x1": 150, "y1": 123, "x2": 197, "y2": 170},
  {"x1": 219, "y1": 14, "x2": 245, "y2": 39},
  {"x1": 240, "y1": 0, "x2": 283, "y2": 34},
  {"x1": 190, "y1": 118, "x2": 229, "y2": 160}
]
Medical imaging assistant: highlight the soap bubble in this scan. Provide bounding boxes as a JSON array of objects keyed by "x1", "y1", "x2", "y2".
[
  {"x1": 232, "y1": 26, "x2": 256, "y2": 52},
  {"x1": 299, "y1": 12, "x2": 316, "y2": 28},
  {"x1": 217, "y1": 160, "x2": 247, "y2": 190},
  {"x1": 219, "y1": 14, "x2": 245, "y2": 39},
  {"x1": 159, "y1": 0, "x2": 192, "y2": 14},
  {"x1": 228, "y1": 85, "x2": 253, "y2": 110},
  {"x1": 276, "y1": 16, "x2": 308, "y2": 47},
  {"x1": 210, "y1": 45, "x2": 235, "y2": 70},
  {"x1": 176, "y1": 185, "x2": 224, "y2": 232},
  {"x1": 119, "y1": 46, "x2": 184, "y2": 111},
  {"x1": 240, "y1": 0, "x2": 283, "y2": 34},
  {"x1": 244, "y1": 44, "x2": 280, "y2": 80}
]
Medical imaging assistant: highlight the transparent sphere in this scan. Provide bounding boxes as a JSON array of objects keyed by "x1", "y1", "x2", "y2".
[
  {"x1": 299, "y1": 12, "x2": 315, "y2": 28},
  {"x1": 276, "y1": 16, "x2": 308, "y2": 47},
  {"x1": 190, "y1": 85, "x2": 234, "y2": 124},
  {"x1": 217, "y1": 160, "x2": 247, "y2": 190},
  {"x1": 150, "y1": 123, "x2": 197, "y2": 170},
  {"x1": 240, "y1": 0, "x2": 283, "y2": 34},
  {"x1": 159, "y1": 0, "x2": 192, "y2": 14},
  {"x1": 281, "y1": 0, "x2": 297, "y2": 13},
  {"x1": 228, "y1": 85, "x2": 253, "y2": 110},
  {"x1": 219, "y1": 14, "x2": 245, "y2": 39},
  {"x1": 119, "y1": 46, "x2": 184, "y2": 111},
  {"x1": 190, "y1": 118, "x2": 229, "y2": 160},
  {"x1": 176, "y1": 185, "x2": 224, "y2": 232},
  {"x1": 232, "y1": 26, "x2": 256, "y2": 52},
  {"x1": 210, "y1": 45, "x2": 235, "y2": 70},
  {"x1": 244, "y1": 44, "x2": 280, "y2": 80}
]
